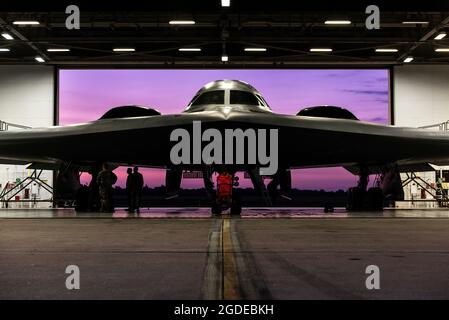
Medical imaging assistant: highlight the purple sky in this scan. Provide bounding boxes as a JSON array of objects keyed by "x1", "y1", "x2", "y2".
[{"x1": 59, "y1": 69, "x2": 389, "y2": 190}]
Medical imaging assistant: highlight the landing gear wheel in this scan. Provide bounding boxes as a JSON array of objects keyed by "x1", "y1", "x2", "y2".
[
  {"x1": 367, "y1": 187, "x2": 383, "y2": 211},
  {"x1": 230, "y1": 203, "x2": 242, "y2": 216},
  {"x1": 230, "y1": 191, "x2": 242, "y2": 216},
  {"x1": 211, "y1": 203, "x2": 222, "y2": 215}
]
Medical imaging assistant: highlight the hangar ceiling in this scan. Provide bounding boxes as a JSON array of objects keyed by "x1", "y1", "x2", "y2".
[{"x1": 1, "y1": 1, "x2": 449, "y2": 67}]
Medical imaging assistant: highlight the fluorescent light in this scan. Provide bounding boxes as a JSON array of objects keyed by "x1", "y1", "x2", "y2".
[
  {"x1": 113, "y1": 48, "x2": 135, "y2": 52},
  {"x1": 402, "y1": 21, "x2": 429, "y2": 25},
  {"x1": 325, "y1": 20, "x2": 351, "y2": 25},
  {"x1": 221, "y1": 55, "x2": 229, "y2": 62},
  {"x1": 403, "y1": 56, "x2": 414, "y2": 63},
  {"x1": 435, "y1": 48, "x2": 449, "y2": 52},
  {"x1": 35, "y1": 56, "x2": 45, "y2": 63},
  {"x1": 169, "y1": 20, "x2": 195, "y2": 25},
  {"x1": 375, "y1": 48, "x2": 399, "y2": 53},
  {"x1": 1, "y1": 32, "x2": 13, "y2": 40},
  {"x1": 221, "y1": 0, "x2": 230, "y2": 7},
  {"x1": 47, "y1": 48, "x2": 70, "y2": 52},
  {"x1": 435, "y1": 32, "x2": 447, "y2": 40},
  {"x1": 0, "y1": 48, "x2": 10, "y2": 52},
  {"x1": 13, "y1": 21, "x2": 40, "y2": 25},
  {"x1": 244, "y1": 48, "x2": 267, "y2": 52},
  {"x1": 179, "y1": 48, "x2": 202, "y2": 52},
  {"x1": 310, "y1": 48, "x2": 332, "y2": 52}
]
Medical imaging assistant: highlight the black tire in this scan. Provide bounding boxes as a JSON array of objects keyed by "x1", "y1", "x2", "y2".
[
  {"x1": 230, "y1": 191, "x2": 242, "y2": 216},
  {"x1": 211, "y1": 203, "x2": 222, "y2": 215},
  {"x1": 366, "y1": 187, "x2": 384, "y2": 211},
  {"x1": 230, "y1": 203, "x2": 242, "y2": 216},
  {"x1": 347, "y1": 187, "x2": 363, "y2": 211},
  {"x1": 324, "y1": 203, "x2": 334, "y2": 213}
]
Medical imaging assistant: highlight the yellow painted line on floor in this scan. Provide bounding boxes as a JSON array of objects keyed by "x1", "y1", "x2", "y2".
[{"x1": 222, "y1": 218, "x2": 241, "y2": 299}]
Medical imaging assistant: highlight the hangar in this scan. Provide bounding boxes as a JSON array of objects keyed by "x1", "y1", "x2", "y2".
[{"x1": 1, "y1": 0, "x2": 449, "y2": 301}]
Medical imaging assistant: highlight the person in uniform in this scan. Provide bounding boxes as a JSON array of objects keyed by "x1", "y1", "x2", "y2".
[
  {"x1": 132, "y1": 167, "x2": 144, "y2": 213},
  {"x1": 126, "y1": 168, "x2": 134, "y2": 212},
  {"x1": 96, "y1": 163, "x2": 118, "y2": 213}
]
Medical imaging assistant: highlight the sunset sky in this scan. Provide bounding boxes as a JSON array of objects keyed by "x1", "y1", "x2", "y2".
[{"x1": 59, "y1": 69, "x2": 389, "y2": 190}]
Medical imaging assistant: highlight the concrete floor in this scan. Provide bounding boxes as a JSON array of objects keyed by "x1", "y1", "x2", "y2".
[{"x1": 1, "y1": 208, "x2": 449, "y2": 299}]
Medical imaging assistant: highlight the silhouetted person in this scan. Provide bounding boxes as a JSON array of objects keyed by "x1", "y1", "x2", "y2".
[
  {"x1": 126, "y1": 168, "x2": 134, "y2": 212},
  {"x1": 96, "y1": 163, "x2": 117, "y2": 213},
  {"x1": 88, "y1": 166, "x2": 101, "y2": 212},
  {"x1": 131, "y1": 166, "x2": 144, "y2": 213}
]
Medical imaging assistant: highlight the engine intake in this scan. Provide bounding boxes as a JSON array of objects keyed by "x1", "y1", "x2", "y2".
[
  {"x1": 297, "y1": 105, "x2": 359, "y2": 120},
  {"x1": 99, "y1": 105, "x2": 161, "y2": 120}
]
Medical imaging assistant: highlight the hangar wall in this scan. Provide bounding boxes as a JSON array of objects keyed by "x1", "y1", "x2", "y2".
[
  {"x1": 0, "y1": 65, "x2": 54, "y2": 126},
  {"x1": 393, "y1": 65, "x2": 449, "y2": 206},
  {"x1": 0, "y1": 65, "x2": 55, "y2": 208},
  {"x1": 394, "y1": 65, "x2": 449, "y2": 127}
]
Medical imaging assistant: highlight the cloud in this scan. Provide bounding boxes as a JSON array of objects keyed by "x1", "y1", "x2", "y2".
[
  {"x1": 343, "y1": 89, "x2": 389, "y2": 96},
  {"x1": 326, "y1": 71, "x2": 362, "y2": 78},
  {"x1": 376, "y1": 98, "x2": 389, "y2": 104},
  {"x1": 369, "y1": 116, "x2": 388, "y2": 122}
]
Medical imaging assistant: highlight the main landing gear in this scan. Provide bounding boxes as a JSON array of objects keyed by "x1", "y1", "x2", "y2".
[
  {"x1": 347, "y1": 165, "x2": 383, "y2": 211},
  {"x1": 347, "y1": 165, "x2": 403, "y2": 211}
]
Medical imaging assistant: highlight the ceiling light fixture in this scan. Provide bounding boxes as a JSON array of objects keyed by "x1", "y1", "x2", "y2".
[
  {"x1": 403, "y1": 56, "x2": 414, "y2": 63},
  {"x1": 310, "y1": 48, "x2": 333, "y2": 52},
  {"x1": 179, "y1": 48, "x2": 202, "y2": 52},
  {"x1": 435, "y1": 32, "x2": 447, "y2": 40},
  {"x1": 375, "y1": 48, "x2": 399, "y2": 53},
  {"x1": 47, "y1": 48, "x2": 70, "y2": 52},
  {"x1": 0, "y1": 48, "x2": 11, "y2": 52},
  {"x1": 244, "y1": 48, "x2": 267, "y2": 52},
  {"x1": 221, "y1": 0, "x2": 230, "y2": 7},
  {"x1": 113, "y1": 48, "x2": 135, "y2": 52},
  {"x1": 35, "y1": 56, "x2": 45, "y2": 63},
  {"x1": 1, "y1": 32, "x2": 13, "y2": 40},
  {"x1": 221, "y1": 55, "x2": 229, "y2": 62},
  {"x1": 402, "y1": 21, "x2": 429, "y2": 25},
  {"x1": 169, "y1": 20, "x2": 196, "y2": 25},
  {"x1": 435, "y1": 48, "x2": 449, "y2": 52},
  {"x1": 13, "y1": 21, "x2": 40, "y2": 25},
  {"x1": 324, "y1": 20, "x2": 351, "y2": 25}
]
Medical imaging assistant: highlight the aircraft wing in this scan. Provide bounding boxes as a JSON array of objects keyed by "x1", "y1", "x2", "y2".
[
  {"x1": 0, "y1": 111, "x2": 227, "y2": 168},
  {"x1": 1, "y1": 110, "x2": 449, "y2": 173},
  {"x1": 224, "y1": 111, "x2": 449, "y2": 171}
]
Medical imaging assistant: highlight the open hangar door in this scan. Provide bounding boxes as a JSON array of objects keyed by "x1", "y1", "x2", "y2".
[{"x1": 56, "y1": 68, "x2": 390, "y2": 210}]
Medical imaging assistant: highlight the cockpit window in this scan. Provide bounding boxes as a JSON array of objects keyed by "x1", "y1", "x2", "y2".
[
  {"x1": 190, "y1": 91, "x2": 224, "y2": 106},
  {"x1": 230, "y1": 90, "x2": 260, "y2": 106},
  {"x1": 256, "y1": 94, "x2": 269, "y2": 107}
]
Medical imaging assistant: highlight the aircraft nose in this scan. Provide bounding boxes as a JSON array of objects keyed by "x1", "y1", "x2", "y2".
[{"x1": 220, "y1": 106, "x2": 233, "y2": 117}]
